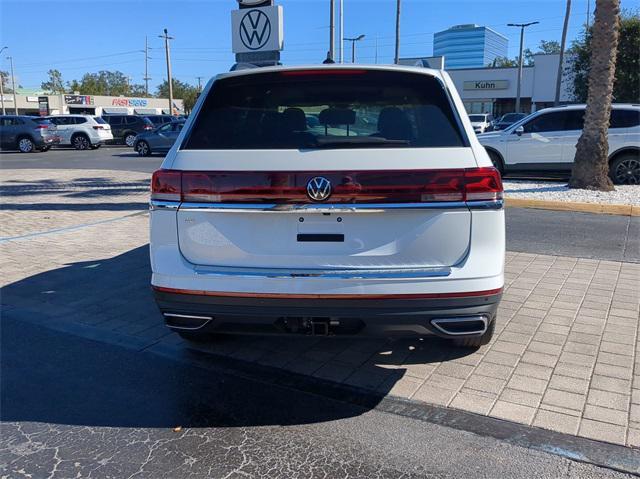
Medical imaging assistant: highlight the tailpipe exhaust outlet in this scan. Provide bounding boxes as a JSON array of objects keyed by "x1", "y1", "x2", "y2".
[{"x1": 431, "y1": 315, "x2": 488, "y2": 336}]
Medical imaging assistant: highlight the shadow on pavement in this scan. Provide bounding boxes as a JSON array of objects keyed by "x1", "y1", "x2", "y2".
[{"x1": 1, "y1": 245, "x2": 475, "y2": 429}]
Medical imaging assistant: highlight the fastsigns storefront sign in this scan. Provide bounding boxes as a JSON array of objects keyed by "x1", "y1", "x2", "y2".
[
  {"x1": 463, "y1": 80, "x2": 509, "y2": 91},
  {"x1": 112, "y1": 98, "x2": 149, "y2": 107}
]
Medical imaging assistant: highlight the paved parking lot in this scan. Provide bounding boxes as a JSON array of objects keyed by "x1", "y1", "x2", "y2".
[{"x1": 1, "y1": 163, "x2": 639, "y2": 450}]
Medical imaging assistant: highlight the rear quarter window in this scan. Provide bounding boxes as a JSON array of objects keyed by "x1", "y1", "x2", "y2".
[
  {"x1": 610, "y1": 109, "x2": 640, "y2": 129},
  {"x1": 183, "y1": 69, "x2": 467, "y2": 150}
]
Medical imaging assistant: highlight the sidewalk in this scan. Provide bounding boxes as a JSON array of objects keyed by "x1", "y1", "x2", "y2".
[{"x1": 1, "y1": 169, "x2": 639, "y2": 448}]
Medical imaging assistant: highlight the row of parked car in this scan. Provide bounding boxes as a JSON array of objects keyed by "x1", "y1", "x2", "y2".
[
  {"x1": 468, "y1": 112, "x2": 527, "y2": 134},
  {"x1": 0, "y1": 113, "x2": 181, "y2": 153}
]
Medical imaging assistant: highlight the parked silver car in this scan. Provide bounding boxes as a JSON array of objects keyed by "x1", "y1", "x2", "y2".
[{"x1": 134, "y1": 120, "x2": 185, "y2": 156}]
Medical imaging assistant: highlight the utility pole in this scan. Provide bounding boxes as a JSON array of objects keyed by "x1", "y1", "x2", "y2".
[
  {"x1": 329, "y1": 0, "x2": 335, "y2": 62},
  {"x1": 394, "y1": 0, "x2": 401, "y2": 64},
  {"x1": 7, "y1": 55, "x2": 17, "y2": 114},
  {"x1": 0, "y1": 46, "x2": 7, "y2": 115},
  {"x1": 143, "y1": 36, "x2": 151, "y2": 97},
  {"x1": 159, "y1": 28, "x2": 174, "y2": 116},
  {"x1": 339, "y1": 0, "x2": 344, "y2": 63},
  {"x1": 375, "y1": 34, "x2": 378, "y2": 64},
  {"x1": 508, "y1": 21, "x2": 539, "y2": 113},
  {"x1": 196, "y1": 76, "x2": 203, "y2": 92},
  {"x1": 555, "y1": 0, "x2": 571, "y2": 106}
]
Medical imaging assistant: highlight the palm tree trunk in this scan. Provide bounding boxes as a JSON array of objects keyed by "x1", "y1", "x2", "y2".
[{"x1": 568, "y1": 0, "x2": 620, "y2": 191}]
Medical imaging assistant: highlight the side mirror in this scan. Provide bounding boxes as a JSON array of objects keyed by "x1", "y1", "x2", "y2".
[{"x1": 515, "y1": 126, "x2": 524, "y2": 136}]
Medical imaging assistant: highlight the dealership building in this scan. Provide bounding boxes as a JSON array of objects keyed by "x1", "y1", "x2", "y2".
[
  {"x1": 401, "y1": 52, "x2": 572, "y2": 116},
  {"x1": 0, "y1": 92, "x2": 184, "y2": 116}
]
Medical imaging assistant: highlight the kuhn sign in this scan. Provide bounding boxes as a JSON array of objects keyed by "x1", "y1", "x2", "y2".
[
  {"x1": 231, "y1": 5, "x2": 283, "y2": 54},
  {"x1": 463, "y1": 80, "x2": 509, "y2": 91}
]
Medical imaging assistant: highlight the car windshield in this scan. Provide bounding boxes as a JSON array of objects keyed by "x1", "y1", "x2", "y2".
[
  {"x1": 468, "y1": 115, "x2": 486, "y2": 122},
  {"x1": 184, "y1": 69, "x2": 467, "y2": 150},
  {"x1": 93, "y1": 117, "x2": 107, "y2": 124},
  {"x1": 500, "y1": 113, "x2": 524, "y2": 122}
]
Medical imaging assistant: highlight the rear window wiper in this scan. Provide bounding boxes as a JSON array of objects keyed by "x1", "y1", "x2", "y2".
[{"x1": 305, "y1": 136, "x2": 410, "y2": 148}]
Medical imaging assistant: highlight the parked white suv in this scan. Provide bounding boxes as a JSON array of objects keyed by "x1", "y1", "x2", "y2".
[
  {"x1": 46, "y1": 115, "x2": 113, "y2": 150},
  {"x1": 469, "y1": 113, "x2": 494, "y2": 134},
  {"x1": 150, "y1": 65, "x2": 505, "y2": 347},
  {"x1": 478, "y1": 104, "x2": 640, "y2": 184}
]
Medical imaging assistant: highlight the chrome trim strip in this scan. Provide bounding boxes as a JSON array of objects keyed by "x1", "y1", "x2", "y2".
[
  {"x1": 194, "y1": 264, "x2": 452, "y2": 279},
  {"x1": 431, "y1": 316, "x2": 488, "y2": 336},
  {"x1": 466, "y1": 199, "x2": 504, "y2": 210},
  {"x1": 150, "y1": 199, "x2": 180, "y2": 210},
  {"x1": 178, "y1": 201, "x2": 471, "y2": 213}
]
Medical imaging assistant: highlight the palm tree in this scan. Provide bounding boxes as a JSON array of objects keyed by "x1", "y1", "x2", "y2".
[{"x1": 568, "y1": 0, "x2": 621, "y2": 191}]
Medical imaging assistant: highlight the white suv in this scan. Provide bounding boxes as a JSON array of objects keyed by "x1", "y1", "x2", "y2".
[
  {"x1": 469, "y1": 113, "x2": 494, "y2": 134},
  {"x1": 478, "y1": 104, "x2": 640, "y2": 184},
  {"x1": 150, "y1": 65, "x2": 505, "y2": 347},
  {"x1": 46, "y1": 115, "x2": 113, "y2": 150}
]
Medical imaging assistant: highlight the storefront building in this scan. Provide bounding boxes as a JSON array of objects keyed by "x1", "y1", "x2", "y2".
[
  {"x1": 1, "y1": 93, "x2": 184, "y2": 116},
  {"x1": 446, "y1": 53, "x2": 572, "y2": 116}
]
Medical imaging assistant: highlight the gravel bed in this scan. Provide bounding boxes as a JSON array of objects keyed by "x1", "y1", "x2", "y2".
[{"x1": 503, "y1": 180, "x2": 640, "y2": 206}]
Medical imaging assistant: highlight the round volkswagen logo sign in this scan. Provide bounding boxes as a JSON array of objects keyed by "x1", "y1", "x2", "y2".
[
  {"x1": 306, "y1": 177, "x2": 332, "y2": 202},
  {"x1": 239, "y1": 9, "x2": 271, "y2": 50}
]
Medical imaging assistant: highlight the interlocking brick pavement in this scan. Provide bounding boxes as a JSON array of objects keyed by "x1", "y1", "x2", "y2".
[{"x1": 1, "y1": 168, "x2": 639, "y2": 448}]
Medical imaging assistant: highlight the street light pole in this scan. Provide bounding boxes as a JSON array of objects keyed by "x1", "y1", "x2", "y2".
[
  {"x1": 0, "y1": 46, "x2": 7, "y2": 115},
  {"x1": 143, "y1": 36, "x2": 151, "y2": 97},
  {"x1": 339, "y1": 0, "x2": 344, "y2": 63},
  {"x1": 329, "y1": 0, "x2": 335, "y2": 61},
  {"x1": 555, "y1": 0, "x2": 571, "y2": 106},
  {"x1": 508, "y1": 21, "x2": 539, "y2": 113},
  {"x1": 159, "y1": 29, "x2": 174, "y2": 116},
  {"x1": 344, "y1": 35, "x2": 365, "y2": 63},
  {"x1": 394, "y1": 0, "x2": 401, "y2": 64},
  {"x1": 7, "y1": 55, "x2": 17, "y2": 114}
]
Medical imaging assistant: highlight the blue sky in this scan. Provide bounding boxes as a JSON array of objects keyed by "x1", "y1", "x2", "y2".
[{"x1": 0, "y1": 0, "x2": 635, "y2": 91}]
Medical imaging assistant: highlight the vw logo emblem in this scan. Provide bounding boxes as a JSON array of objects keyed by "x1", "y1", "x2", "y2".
[
  {"x1": 306, "y1": 177, "x2": 332, "y2": 202},
  {"x1": 239, "y1": 9, "x2": 271, "y2": 50}
]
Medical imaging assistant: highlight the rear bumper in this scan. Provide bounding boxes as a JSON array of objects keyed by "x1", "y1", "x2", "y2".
[{"x1": 153, "y1": 287, "x2": 501, "y2": 337}]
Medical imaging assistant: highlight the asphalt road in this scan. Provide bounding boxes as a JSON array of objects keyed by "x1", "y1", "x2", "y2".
[
  {"x1": 0, "y1": 316, "x2": 633, "y2": 479},
  {"x1": 1, "y1": 146, "x2": 638, "y2": 262}
]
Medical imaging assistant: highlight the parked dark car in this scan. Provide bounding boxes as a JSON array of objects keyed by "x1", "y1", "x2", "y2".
[
  {"x1": 101, "y1": 115, "x2": 154, "y2": 147},
  {"x1": 134, "y1": 119, "x2": 185, "y2": 156},
  {"x1": 0, "y1": 115, "x2": 60, "y2": 152},
  {"x1": 493, "y1": 113, "x2": 527, "y2": 131},
  {"x1": 143, "y1": 114, "x2": 175, "y2": 127}
]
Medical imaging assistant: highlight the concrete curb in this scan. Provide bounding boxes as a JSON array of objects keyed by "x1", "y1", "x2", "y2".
[{"x1": 505, "y1": 197, "x2": 640, "y2": 217}]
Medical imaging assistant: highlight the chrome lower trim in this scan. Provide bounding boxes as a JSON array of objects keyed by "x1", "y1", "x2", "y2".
[
  {"x1": 194, "y1": 264, "x2": 452, "y2": 279},
  {"x1": 467, "y1": 199, "x2": 504, "y2": 210},
  {"x1": 431, "y1": 316, "x2": 488, "y2": 336},
  {"x1": 150, "y1": 200, "x2": 180, "y2": 210},
  {"x1": 179, "y1": 201, "x2": 470, "y2": 213}
]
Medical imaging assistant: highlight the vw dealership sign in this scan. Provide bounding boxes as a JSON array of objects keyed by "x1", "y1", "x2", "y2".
[{"x1": 231, "y1": 5, "x2": 283, "y2": 54}]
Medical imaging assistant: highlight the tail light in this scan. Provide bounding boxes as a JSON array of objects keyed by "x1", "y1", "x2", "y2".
[
  {"x1": 151, "y1": 168, "x2": 503, "y2": 204},
  {"x1": 144, "y1": 124, "x2": 154, "y2": 130},
  {"x1": 93, "y1": 125, "x2": 104, "y2": 130},
  {"x1": 151, "y1": 170, "x2": 181, "y2": 201},
  {"x1": 34, "y1": 125, "x2": 48, "y2": 130}
]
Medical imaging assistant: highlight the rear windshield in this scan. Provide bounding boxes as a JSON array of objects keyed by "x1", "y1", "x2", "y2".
[
  {"x1": 93, "y1": 117, "x2": 107, "y2": 124},
  {"x1": 183, "y1": 69, "x2": 467, "y2": 150},
  {"x1": 32, "y1": 118, "x2": 53, "y2": 125}
]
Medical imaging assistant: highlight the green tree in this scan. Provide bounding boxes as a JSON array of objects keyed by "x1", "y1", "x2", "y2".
[
  {"x1": 489, "y1": 56, "x2": 518, "y2": 67},
  {"x1": 0, "y1": 70, "x2": 10, "y2": 93},
  {"x1": 41, "y1": 69, "x2": 66, "y2": 94},
  {"x1": 490, "y1": 40, "x2": 562, "y2": 67},
  {"x1": 569, "y1": 0, "x2": 621, "y2": 191},
  {"x1": 569, "y1": 10, "x2": 639, "y2": 102},
  {"x1": 156, "y1": 78, "x2": 199, "y2": 114},
  {"x1": 69, "y1": 70, "x2": 131, "y2": 96}
]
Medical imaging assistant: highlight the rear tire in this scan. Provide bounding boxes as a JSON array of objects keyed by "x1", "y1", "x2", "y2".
[
  {"x1": 486, "y1": 150, "x2": 504, "y2": 176},
  {"x1": 609, "y1": 153, "x2": 640, "y2": 185},
  {"x1": 90, "y1": 144, "x2": 101, "y2": 150},
  {"x1": 39, "y1": 146, "x2": 51, "y2": 152},
  {"x1": 124, "y1": 133, "x2": 137, "y2": 147},
  {"x1": 136, "y1": 140, "x2": 151, "y2": 157},
  {"x1": 453, "y1": 320, "x2": 495, "y2": 349},
  {"x1": 72, "y1": 134, "x2": 90, "y2": 150},
  {"x1": 17, "y1": 137, "x2": 35, "y2": 153}
]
